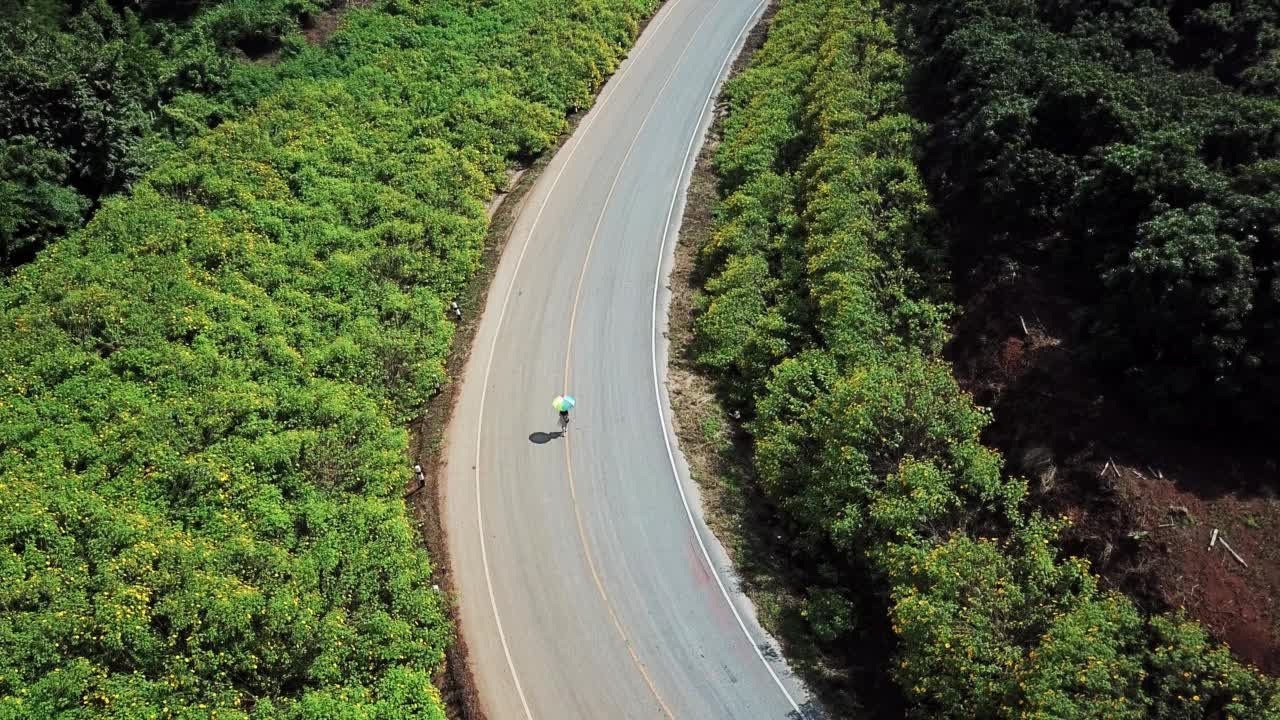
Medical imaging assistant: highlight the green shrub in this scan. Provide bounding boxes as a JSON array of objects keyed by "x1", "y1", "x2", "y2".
[
  {"x1": 802, "y1": 587, "x2": 856, "y2": 644},
  {"x1": 0, "y1": 137, "x2": 90, "y2": 267},
  {"x1": 754, "y1": 353, "x2": 1014, "y2": 552},
  {"x1": 1146, "y1": 614, "x2": 1280, "y2": 720}
]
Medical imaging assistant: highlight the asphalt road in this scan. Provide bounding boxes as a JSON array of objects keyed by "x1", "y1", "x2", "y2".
[{"x1": 442, "y1": 1, "x2": 814, "y2": 717}]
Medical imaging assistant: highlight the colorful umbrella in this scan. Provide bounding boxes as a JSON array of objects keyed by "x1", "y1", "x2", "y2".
[{"x1": 552, "y1": 395, "x2": 576, "y2": 412}]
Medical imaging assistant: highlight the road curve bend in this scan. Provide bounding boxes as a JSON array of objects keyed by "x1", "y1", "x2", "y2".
[{"x1": 442, "y1": 1, "x2": 813, "y2": 717}]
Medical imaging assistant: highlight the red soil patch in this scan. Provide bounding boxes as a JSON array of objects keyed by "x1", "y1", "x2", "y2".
[
  {"x1": 302, "y1": 0, "x2": 374, "y2": 46},
  {"x1": 1117, "y1": 465, "x2": 1279, "y2": 671},
  {"x1": 948, "y1": 264, "x2": 1280, "y2": 674},
  {"x1": 996, "y1": 337, "x2": 1026, "y2": 377}
]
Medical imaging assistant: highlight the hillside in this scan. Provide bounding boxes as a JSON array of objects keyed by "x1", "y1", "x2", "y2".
[
  {"x1": 0, "y1": 0, "x2": 656, "y2": 715},
  {"x1": 0, "y1": 0, "x2": 343, "y2": 270},
  {"x1": 675, "y1": 0, "x2": 1280, "y2": 716},
  {"x1": 908, "y1": 0, "x2": 1280, "y2": 675}
]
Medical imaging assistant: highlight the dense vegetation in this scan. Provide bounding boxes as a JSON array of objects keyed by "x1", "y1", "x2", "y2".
[
  {"x1": 0, "y1": 0, "x2": 345, "y2": 270},
  {"x1": 904, "y1": 0, "x2": 1280, "y2": 429},
  {"x1": 695, "y1": 0, "x2": 1280, "y2": 717},
  {"x1": 0, "y1": 0, "x2": 655, "y2": 715}
]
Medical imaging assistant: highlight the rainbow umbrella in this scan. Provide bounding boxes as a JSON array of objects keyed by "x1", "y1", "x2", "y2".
[{"x1": 552, "y1": 395, "x2": 576, "y2": 412}]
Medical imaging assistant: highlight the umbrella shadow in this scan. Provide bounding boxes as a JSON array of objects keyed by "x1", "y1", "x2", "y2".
[{"x1": 528, "y1": 431, "x2": 565, "y2": 444}]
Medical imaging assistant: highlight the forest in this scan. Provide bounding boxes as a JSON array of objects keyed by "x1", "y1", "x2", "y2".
[
  {"x1": 0, "y1": 0, "x2": 655, "y2": 716},
  {"x1": 693, "y1": 0, "x2": 1280, "y2": 716},
  {"x1": 907, "y1": 0, "x2": 1280, "y2": 429},
  {"x1": 0, "y1": 0, "x2": 332, "y2": 270}
]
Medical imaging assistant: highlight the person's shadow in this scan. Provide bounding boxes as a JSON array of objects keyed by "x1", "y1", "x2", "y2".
[{"x1": 528, "y1": 431, "x2": 565, "y2": 444}]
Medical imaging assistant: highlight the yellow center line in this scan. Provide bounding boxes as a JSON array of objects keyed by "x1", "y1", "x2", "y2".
[
  {"x1": 557, "y1": 0, "x2": 732, "y2": 716},
  {"x1": 469, "y1": 0, "x2": 694, "y2": 716}
]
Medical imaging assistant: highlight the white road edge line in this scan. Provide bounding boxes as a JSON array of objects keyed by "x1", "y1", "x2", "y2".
[
  {"x1": 471, "y1": 2, "x2": 689, "y2": 718},
  {"x1": 648, "y1": 0, "x2": 806, "y2": 716}
]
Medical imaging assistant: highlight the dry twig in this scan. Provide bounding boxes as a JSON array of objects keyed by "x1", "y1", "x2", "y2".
[{"x1": 1219, "y1": 536, "x2": 1248, "y2": 568}]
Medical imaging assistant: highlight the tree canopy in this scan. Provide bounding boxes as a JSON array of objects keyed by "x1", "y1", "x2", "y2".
[
  {"x1": 695, "y1": 0, "x2": 1280, "y2": 716},
  {"x1": 906, "y1": 0, "x2": 1280, "y2": 429}
]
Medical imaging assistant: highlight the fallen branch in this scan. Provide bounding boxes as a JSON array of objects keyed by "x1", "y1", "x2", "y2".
[
  {"x1": 1020, "y1": 315, "x2": 1030, "y2": 336},
  {"x1": 1219, "y1": 536, "x2": 1248, "y2": 568},
  {"x1": 1209, "y1": 528, "x2": 1219, "y2": 550}
]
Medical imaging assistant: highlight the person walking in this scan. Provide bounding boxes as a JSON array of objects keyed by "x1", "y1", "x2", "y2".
[{"x1": 553, "y1": 394, "x2": 576, "y2": 432}]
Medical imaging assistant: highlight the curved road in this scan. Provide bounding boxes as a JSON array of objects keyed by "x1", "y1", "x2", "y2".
[{"x1": 443, "y1": 1, "x2": 813, "y2": 717}]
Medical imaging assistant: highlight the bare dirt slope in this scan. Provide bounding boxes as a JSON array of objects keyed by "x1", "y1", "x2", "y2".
[{"x1": 950, "y1": 267, "x2": 1280, "y2": 674}]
